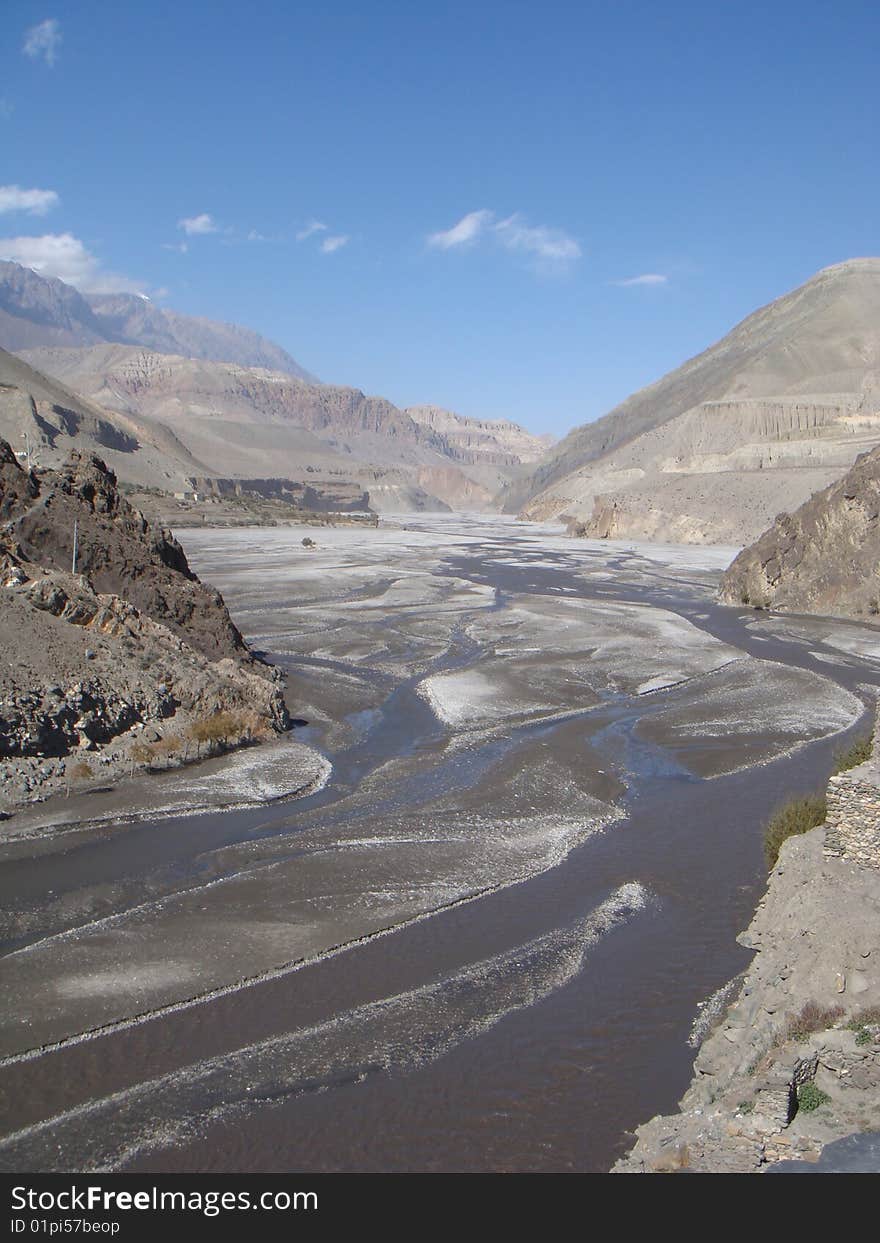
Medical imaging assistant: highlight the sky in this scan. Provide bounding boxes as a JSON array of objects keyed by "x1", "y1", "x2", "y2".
[{"x1": 2, "y1": 1, "x2": 879, "y2": 437}]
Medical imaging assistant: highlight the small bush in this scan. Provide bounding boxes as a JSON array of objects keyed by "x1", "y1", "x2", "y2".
[
  {"x1": 129, "y1": 740, "x2": 154, "y2": 775},
  {"x1": 851, "y1": 1004, "x2": 880, "y2": 1025},
  {"x1": 797, "y1": 1083, "x2": 831, "y2": 1113},
  {"x1": 764, "y1": 795, "x2": 827, "y2": 868},
  {"x1": 846, "y1": 1005, "x2": 880, "y2": 1046},
  {"x1": 781, "y1": 1001, "x2": 845, "y2": 1044},
  {"x1": 832, "y1": 732, "x2": 874, "y2": 775}
]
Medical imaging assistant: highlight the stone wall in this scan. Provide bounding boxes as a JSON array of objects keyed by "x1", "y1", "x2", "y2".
[{"x1": 824, "y1": 732, "x2": 880, "y2": 871}]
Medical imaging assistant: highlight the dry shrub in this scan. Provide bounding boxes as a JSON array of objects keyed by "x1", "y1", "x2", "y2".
[{"x1": 764, "y1": 796, "x2": 826, "y2": 868}]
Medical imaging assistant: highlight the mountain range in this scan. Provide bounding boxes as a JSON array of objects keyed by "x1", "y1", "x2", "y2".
[
  {"x1": 5, "y1": 256, "x2": 880, "y2": 541},
  {"x1": 0, "y1": 260, "x2": 314, "y2": 377},
  {"x1": 0, "y1": 262, "x2": 549, "y2": 511}
]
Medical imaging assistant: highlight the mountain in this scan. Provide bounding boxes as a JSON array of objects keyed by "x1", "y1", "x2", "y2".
[
  {"x1": 719, "y1": 444, "x2": 880, "y2": 618},
  {"x1": 0, "y1": 262, "x2": 108, "y2": 350},
  {"x1": 0, "y1": 261, "x2": 314, "y2": 378},
  {"x1": 510, "y1": 259, "x2": 880, "y2": 543},
  {"x1": 2, "y1": 263, "x2": 549, "y2": 511},
  {"x1": 406, "y1": 406, "x2": 554, "y2": 465},
  {"x1": 18, "y1": 345, "x2": 550, "y2": 510},
  {"x1": 0, "y1": 345, "x2": 211, "y2": 491},
  {"x1": 86, "y1": 292, "x2": 316, "y2": 379}
]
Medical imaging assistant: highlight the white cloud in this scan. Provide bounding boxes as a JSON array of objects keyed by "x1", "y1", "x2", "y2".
[
  {"x1": 611, "y1": 273, "x2": 668, "y2": 287},
  {"x1": 23, "y1": 18, "x2": 61, "y2": 67},
  {"x1": 0, "y1": 233, "x2": 142, "y2": 293},
  {"x1": 177, "y1": 213, "x2": 218, "y2": 236},
  {"x1": 494, "y1": 215, "x2": 581, "y2": 267},
  {"x1": 296, "y1": 219, "x2": 328, "y2": 242},
  {"x1": 162, "y1": 240, "x2": 189, "y2": 254},
  {"x1": 0, "y1": 185, "x2": 59, "y2": 216},
  {"x1": 320, "y1": 234, "x2": 349, "y2": 254},
  {"x1": 427, "y1": 209, "x2": 493, "y2": 249},
  {"x1": 427, "y1": 209, "x2": 581, "y2": 273}
]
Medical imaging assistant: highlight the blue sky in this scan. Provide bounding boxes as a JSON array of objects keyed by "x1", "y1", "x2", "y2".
[{"x1": 2, "y1": 1, "x2": 879, "y2": 436}]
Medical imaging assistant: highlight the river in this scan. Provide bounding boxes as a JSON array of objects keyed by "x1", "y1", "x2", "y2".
[{"x1": 0, "y1": 515, "x2": 877, "y2": 1172}]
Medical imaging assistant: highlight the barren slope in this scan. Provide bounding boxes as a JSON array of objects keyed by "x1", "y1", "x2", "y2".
[
  {"x1": 512, "y1": 259, "x2": 880, "y2": 543},
  {"x1": 20, "y1": 346, "x2": 543, "y2": 510}
]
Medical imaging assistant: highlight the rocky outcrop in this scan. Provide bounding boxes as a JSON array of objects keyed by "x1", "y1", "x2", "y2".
[
  {"x1": 0, "y1": 439, "x2": 289, "y2": 806},
  {"x1": 406, "y1": 405, "x2": 552, "y2": 465},
  {"x1": 1, "y1": 441, "x2": 249, "y2": 661},
  {"x1": 614, "y1": 732, "x2": 880, "y2": 1173},
  {"x1": 719, "y1": 444, "x2": 880, "y2": 617},
  {"x1": 511, "y1": 259, "x2": 880, "y2": 543}
]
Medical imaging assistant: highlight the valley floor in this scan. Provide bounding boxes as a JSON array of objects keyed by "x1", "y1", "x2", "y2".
[{"x1": 1, "y1": 515, "x2": 879, "y2": 1172}]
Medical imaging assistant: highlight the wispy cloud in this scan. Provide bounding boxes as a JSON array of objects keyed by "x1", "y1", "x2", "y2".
[
  {"x1": 427, "y1": 209, "x2": 493, "y2": 250},
  {"x1": 296, "y1": 219, "x2": 328, "y2": 242},
  {"x1": 611, "y1": 273, "x2": 668, "y2": 287},
  {"x1": 177, "y1": 212, "x2": 218, "y2": 236},
  {"x1": 0, "y1": 185, "x2": 59, "y2": 216},
  {"x1": 427, "y1": 209, "x2": 581, "y2": 273},
  {"x1": 495, "y1": 214, "x2": 581, "y2": 268},
  {"x1": 320, "y1": 234, "x2": 349, "y2": 254},
  {"x1": 23, "y1": 18, "x2": 61, "y2": 67},
  {"x1": 0, "y1": 233, "x2": 142, "y2": 293},
  {"x1": 162, "y1": 240, "x2": 189, "y2": 254}
]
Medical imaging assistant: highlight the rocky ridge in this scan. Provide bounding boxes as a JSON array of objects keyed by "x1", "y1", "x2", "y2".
[
  {"x1": 19, "y1": 344, "x2": 549, "y2": 510},
  {"x1": 0, "y1": 439, "x2": 289, "y2": 808},
  {"x1": 719, "y1": 444, "x2": 880, "y2": 618}
]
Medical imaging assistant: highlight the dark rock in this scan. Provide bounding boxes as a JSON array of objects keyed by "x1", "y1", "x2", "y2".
[{"x1": 719, "y1": 445, "x2": 880, "y2": 619}]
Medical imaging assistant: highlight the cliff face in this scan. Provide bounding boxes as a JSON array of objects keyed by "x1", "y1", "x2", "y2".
[
  {"x1": 719, "y1": 445, "x2": 880, "y2": 618},
  {"x1": 0, "y1": 439, "x2": 289, "y2": 805}
]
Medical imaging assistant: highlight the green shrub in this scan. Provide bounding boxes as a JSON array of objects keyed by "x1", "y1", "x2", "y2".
[
  {"x1": 845, "y1": 1005, "x2": 880, "y2": 1046},
  {"x1": 797, "y1": 1083, "x2": 830, "y2": 1113},
  {"x1": 764, "y1": 795, "x2": 827, "y2": 868},
  {"x1": 832, "y1": 732, "x2": 874, "y2": 775}
]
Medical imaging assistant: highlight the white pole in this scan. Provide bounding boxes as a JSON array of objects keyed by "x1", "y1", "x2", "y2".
[{"x1": 72, "y1": 519, "x2": 78, "y2": 575}]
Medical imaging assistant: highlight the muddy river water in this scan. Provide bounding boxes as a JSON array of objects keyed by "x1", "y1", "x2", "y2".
[{"x1": 1, "y1": 514, "x2": 879, "y2": 1172}]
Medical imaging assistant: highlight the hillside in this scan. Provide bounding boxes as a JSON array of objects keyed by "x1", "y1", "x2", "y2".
[
  {"x1": 0, "y1": 439, "x2": 289, "y2": 807},
  {"x1": 0, "y1": 345, "x2": 212, "y2": 491},
  {"x1": 719, "y1": 444, "x2": 880, "y2": 618},
  {"x1": 510, "y1": 259, "x2": 880, "y2": 543},
  {"x1": 19, "y1": 344, "x2": 549, "y2": 510}
]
